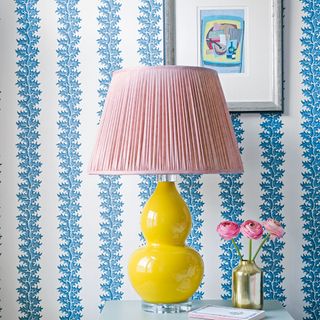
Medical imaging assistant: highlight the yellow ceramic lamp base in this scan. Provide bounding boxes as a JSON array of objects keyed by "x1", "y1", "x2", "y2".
[{"x1": 128, "y1": 181, "x2": 204, "y2": 304}]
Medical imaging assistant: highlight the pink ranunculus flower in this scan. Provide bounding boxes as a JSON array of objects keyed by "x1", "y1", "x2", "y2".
[
  {"x1": 263, "y1": 218, "x2": 285, "y2": 240},
  {"x1": 216, "y1": 221, "x2": 240, "y2": 240},
  {"x1": 240, "y1": 220, "x2": 264, "y2": 240}
]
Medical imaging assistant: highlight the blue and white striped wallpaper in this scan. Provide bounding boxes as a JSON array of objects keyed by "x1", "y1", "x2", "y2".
[
  {"x1": 300, "y1": 1, "x2": 320, "y2": 319},
  {"x1": 96, "y1": 0, "x2": 124, "y2": 309},
  {"x1": 16, "y1": 1, "x2": 42, "y2": 318},
  {"x1": 56, "y1": 0, "x2": 83, "y2": 318},
  {"x1": 0, "y1": 0, "x2": 318, "y2": 319}
]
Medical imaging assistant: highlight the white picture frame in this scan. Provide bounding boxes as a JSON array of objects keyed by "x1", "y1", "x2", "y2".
[{"x1": 164, "y1": 0, "x2": 283, "y2": 112}]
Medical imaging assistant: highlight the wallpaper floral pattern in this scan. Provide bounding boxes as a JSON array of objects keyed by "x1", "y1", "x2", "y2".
[
  {"x1": 16, "y1": 0, "x2": 42, "y2": 318},
  {"x1": 0, "y1": 1, "x2": 318, "y2": 319},
  {"x1": 96, "y1": 0, "x2": 124, "y2": 308},
  {"x1": 300, "y1": 1, "x2": 320, "y2": 319}
]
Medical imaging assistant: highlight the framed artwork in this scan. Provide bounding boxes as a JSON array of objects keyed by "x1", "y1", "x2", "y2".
[{"x1": 163, "y1": 0, "x2": 283, "y2": 112}]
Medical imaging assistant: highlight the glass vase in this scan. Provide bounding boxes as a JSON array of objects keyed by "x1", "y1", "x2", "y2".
[{"x1": 232, "y1": 260, "x2": 263, "y2": 310}]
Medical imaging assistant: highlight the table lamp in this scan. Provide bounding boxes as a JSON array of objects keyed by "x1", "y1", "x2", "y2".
[{"x1": 89, "y1": 66, "x2": 243, "y2": 313}]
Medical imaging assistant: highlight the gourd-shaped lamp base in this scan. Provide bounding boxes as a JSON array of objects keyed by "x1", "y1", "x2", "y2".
[{"x1": 128, "y1": 180, "x2": 204, "y2": 313}]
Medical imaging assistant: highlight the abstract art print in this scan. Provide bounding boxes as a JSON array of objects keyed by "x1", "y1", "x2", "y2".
[
  {"x1": 200, "y1": 9, "x2": 245, "y2": 73},
  {"x1": 165, "y1": 0, "x2": 283, "y2": 112}
]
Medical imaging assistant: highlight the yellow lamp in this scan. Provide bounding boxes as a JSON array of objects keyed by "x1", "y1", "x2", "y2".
[
  {"x1": 128, "y1": 178, "x2": 203, "y2": 310},
  {"x1": 89, "y1": 66, "x2": 243, "y2": 313}
]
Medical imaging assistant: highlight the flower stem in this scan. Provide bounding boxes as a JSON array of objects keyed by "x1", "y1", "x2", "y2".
[
  {"x1": 252, "y1": 234, "x2": 270, "y2": 261},
  {"x1": 231, "y1": 239, "x2": 243, "y2": 261},
  {"x1": 249, "y1": 239, "x2": 252, "y2": 261}
]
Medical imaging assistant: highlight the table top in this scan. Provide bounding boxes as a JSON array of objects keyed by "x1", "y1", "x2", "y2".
[{"x1": 99, "y1": 300, "x2": 294, "y2": 319}]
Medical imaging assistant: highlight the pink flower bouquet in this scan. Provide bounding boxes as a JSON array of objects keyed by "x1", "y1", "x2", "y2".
[{"x1": 216, "y1": 218, "x2": 285, "y2": 261}]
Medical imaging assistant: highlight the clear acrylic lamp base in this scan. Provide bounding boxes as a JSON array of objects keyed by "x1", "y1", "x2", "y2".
[{"x1": 142, "y1": 300, "x2": 192, "y2": 313}]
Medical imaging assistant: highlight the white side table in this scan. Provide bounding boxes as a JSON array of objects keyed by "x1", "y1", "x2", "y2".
[{"x1": 99, "y1": 300, "x2": 295, "y2": 319}]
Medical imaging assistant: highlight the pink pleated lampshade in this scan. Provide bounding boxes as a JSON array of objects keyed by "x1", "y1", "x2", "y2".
[{"x1": 89, "y1": 66, "x2": 243, "y2": 175}]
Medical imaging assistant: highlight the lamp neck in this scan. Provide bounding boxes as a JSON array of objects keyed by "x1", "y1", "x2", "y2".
[{"x1": 156, "y1": 175, "x2": 177, "y2": 182}]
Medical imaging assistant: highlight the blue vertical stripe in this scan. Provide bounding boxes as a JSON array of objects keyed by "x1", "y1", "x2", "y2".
[
  {"x1": 219, "y1": 113, "x2": 244, "y2": 300},
  {"x1": 56, "y1": 0, "x2": 83, "y2": 318},
  {"x1": 98, "y1": 177, "x2": 123, "y2": 306},
  {"x1": 179, "y1": 175, "x2": 204, "y2": 300},
  {"x1": 259, "y1": 114, "x2": 286, "y2": 303},
  {"x1": 97, "y1": 0, "x2": 122, "y2": 119},
  {"x1": 137, "y1": 0, "x2": 162, "y2": 242},
  {"x1": 138, "y1": 0, "x2": 162, "y2": 66},
  {"x1": 15, "y1": 0, "x2": 43, "y2": 318},
  {"x1": 300, "y1": 2, "x2": 320, "y2": 319},
  {"x1": 97, "y1": 0, "x2": 124, "y2": 308}
]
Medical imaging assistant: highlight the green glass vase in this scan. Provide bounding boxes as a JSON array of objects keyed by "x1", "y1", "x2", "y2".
[{"x1": 232, "y1": 260, "x2": 263, "y2": 310}]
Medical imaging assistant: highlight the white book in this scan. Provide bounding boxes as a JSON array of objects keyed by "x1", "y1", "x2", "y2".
[{"x1": 188, "y1": 305, "x2": 265, "y2": 320}]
